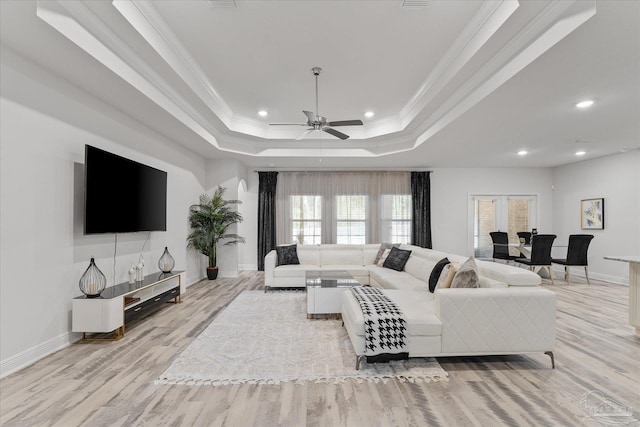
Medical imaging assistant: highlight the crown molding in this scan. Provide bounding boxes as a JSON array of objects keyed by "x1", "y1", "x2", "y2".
[
  {"x1": 410, "y1": 0, "x2": 596, "y2": 149},
  {"x1": 36, "y1": 0, "x2": 596, "y2": 159},
  {"x1": 36, "y1": 0, "x2": 225, "y2": 150}
]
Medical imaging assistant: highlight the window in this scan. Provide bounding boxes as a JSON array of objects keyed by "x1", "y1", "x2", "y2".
[
  {"x1": 470, "y1": 195, "x2": 537, "y2": 258},
  {"x1": 291, "y1": 195, "x2": 322, "y2": 244},
  {"x1": 336, "y1": 195, "x2": 367, "y2": 244},
  {"x1": 381, "y1": 195, "x2": 412, "y2": 244}
]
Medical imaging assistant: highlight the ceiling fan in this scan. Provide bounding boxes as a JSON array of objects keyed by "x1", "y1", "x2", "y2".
[{"x1": 269, "y1": 67, "x2": 363, "y2": 140}]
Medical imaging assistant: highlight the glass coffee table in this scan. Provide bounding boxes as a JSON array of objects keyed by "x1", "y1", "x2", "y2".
[{"x1": 305, "y1": 270, "x2": 361, "y2": 319}]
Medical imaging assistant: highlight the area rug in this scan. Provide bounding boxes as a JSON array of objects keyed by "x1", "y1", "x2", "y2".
[{"x1": 156, "y1": 291, "x2": 448, "y2": 386}]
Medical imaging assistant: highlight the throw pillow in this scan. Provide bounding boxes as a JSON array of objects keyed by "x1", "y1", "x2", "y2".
[
  {"x1": 428, "y1": 257, "x2": 451, "y2": 293},
  {"x1": 435, "y1": 262, "x2": 459, "y2": 290},
  {"x1": 382, "y1": 247, "x2": 412, "y2": 271},
  {"x1": 374, "y1": 243, "x2": 399, "y2": 264},
  {"x1": 376, "y1": 249, "x2": 391, "y2": 267},
  {"x1": 275, "y1": 244, "x2": 300, "y2": 266},
  {"x1": 451, "y1": 257, "x2": 479, "y2": 288}
]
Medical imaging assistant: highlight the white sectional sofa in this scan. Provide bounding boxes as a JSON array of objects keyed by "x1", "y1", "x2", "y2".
[{"x1": 264, "y1": 244, "x2": 557, "y2": 368}]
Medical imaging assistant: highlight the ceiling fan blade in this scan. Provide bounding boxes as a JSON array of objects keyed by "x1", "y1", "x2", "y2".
[
  {"x1": 323, "y1": 127, "x2": 350, "y2": 140},
  {"x1": 327, "y1": 119, "x2": 364, "y2": 127},
  {"x1": 268, "y1": 123, "x2": 308, "y2": 126},
  {"x1": 295, "y1": 128, "x2": 315, "y2": 140},
  {"x1": 303, "y1": 110, "x2": 316, "y2": 123}
]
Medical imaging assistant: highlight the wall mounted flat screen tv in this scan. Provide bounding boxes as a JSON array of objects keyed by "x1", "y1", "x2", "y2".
[{"x1": 84, "y1": 145, "x2": 167, "y2": 234}]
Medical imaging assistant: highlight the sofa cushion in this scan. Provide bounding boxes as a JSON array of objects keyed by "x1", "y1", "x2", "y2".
[
  {"x1": 296, "y1": 245, "x2": 320, "y2": 265},
  {"x1": 404, "y1": 256, "x2": 437, "y2": 282},
  {"x1": 342, "y1": 289, "x2": 442, "y2": 337},
  {"x1": 320, "y1": 245, "x2": 364, "y2": 266},
  {"x1": 451, "y1": 257, "x2": 479, "y2": 288},
  {"x1": 362, "y1": 244, "x2": 381, "y2": 265},
  {"x1": 429, "y1": 258, "x2": 451, "y2": 293},
  {"x1": 276, "y1": 244, "x2": 300, "y2": 266},
  {"x1": 368, "y1": 266, "x2": 427, "y2": 291},
  {"x1": 273, "y1": 264, "x2": 318, "y2": 278},
  {"x1": 383, "y1": 247, "x2": 412, "y2": 271}
]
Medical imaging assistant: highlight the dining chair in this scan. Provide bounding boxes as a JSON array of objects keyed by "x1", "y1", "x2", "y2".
[
  {"x1": 489, "y1": 231, "x2": 518, "y2": 263},
  {"x1": 551, "y1": 234, "x2": 594, "y2": 284},
  {"x1": 515, "y1": 234, "x2": 557, "y2": 284},
  {"x1": 516, "y1": 231, "x2": 532, "y2": 257}
]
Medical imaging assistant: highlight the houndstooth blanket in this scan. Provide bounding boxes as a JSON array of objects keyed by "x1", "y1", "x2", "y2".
[{"x1": 351, "y1": 287, "x2": 409, "y2": 363}]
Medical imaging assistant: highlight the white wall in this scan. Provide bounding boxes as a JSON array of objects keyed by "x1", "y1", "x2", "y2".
[
  {"x1": 238, "y1": 171, "x2": 259, "y2": 270},
  {"x1": 0, "y1": 52, "x2": 207, "y2": 376},
  {"x1": 428, "y1": 168, "x2": 554, "y2": 255},
  {"x1": 552, "y1": 151, "x2": 640, "y2": 284}
]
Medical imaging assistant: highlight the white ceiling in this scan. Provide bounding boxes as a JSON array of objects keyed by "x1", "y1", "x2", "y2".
[{"x1": 1, "y1": 0, "x2": 639, "y2": 169}]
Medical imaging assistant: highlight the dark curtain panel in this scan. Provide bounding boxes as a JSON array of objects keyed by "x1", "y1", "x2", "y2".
[
  {"x1": 257, "y1": 172, "x2": 278, "y2": 270},
  {"x1": 411, "y1": 171, "x2": 432, "y2": 249}
]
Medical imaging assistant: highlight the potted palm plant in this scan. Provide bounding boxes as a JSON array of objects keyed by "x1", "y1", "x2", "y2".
[{"x1": 187, "y1": 186, "x2": 244, "y2": 280}]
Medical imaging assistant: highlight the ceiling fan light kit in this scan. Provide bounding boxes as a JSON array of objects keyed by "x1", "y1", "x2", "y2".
[{"x1": 269, "y1": 67, "x2": 364, "y2": 140}]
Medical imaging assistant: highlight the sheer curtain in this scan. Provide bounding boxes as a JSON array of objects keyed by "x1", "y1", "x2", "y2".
[{"x1": 276, "y1": 172, "x2": 411, "y2": 245}]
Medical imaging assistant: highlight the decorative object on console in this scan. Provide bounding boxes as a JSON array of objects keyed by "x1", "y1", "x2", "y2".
[
  {"x1": 135, "y1": 254, "x2": 144, "y2": 282},
  {"x1": 158, "y1": 247, "x2": 175, "y2": 273},
  {"x1": 187, "y1": 186, "x2": 244, "y2": 280},
  {"x1": 428, "y1": 257, "x2": 451, "y2": 293},
  {"x1": 275, "y1": 244, "x2": 300, "y2": 266},
  {"x1": 382, "y1": 247, "x2": 412, "y2": 271},
  {"x1": 79, "y1": 257, "x2": 106, "y2": 298},
  {"x1": 451, "y1": 257, "x2": 479, "y2": 288},
  {"x1": 581, "y1": 198, "x2": 604, "y2": 230},
  {"x1": 128, "y1": 262, "x2": 136, "y2": 284}
]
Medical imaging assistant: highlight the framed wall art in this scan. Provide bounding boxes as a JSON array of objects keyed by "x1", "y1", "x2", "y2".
[{"x1": 581, "y1": 198, "x2": 604, "y2": 230}]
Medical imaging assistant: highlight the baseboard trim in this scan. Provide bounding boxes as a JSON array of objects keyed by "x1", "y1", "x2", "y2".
[
  {"x1": 550, "y1": 266, "x2": 628, "y2": 285},
  {"x1": 0, "y1": 331, "x2": 79, "y2": 379},
  {"x1": 239, "y1": 264, "x2": 257, "y2": 271},
  {"x1": 219, "y1": 270, "x2": 239, "y2": 278}
]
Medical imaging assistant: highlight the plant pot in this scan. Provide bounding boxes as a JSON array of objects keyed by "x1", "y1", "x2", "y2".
[{"x1": 206, "y1": 267, "x2": 219, "y2": 280}]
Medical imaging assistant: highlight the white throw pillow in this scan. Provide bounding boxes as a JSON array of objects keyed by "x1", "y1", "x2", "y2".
[{"x1": 436, "y1": 262, "x2": 459, "y2": 290}]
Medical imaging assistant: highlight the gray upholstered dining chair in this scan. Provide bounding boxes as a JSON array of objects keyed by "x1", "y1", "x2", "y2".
[
  {"x1": 515, "y1": 234, "x2": 557, "y2": 284},
  {"x1": 551, "y1": 234, "x2": 594, "y2": 284}
]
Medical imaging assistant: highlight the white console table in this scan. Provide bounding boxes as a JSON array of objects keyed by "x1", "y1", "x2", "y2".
[
  {"x1": 604, "y1": 256, "x2": 640, "y2": 334},
  {"x1": 72, "y1": 270, "x2": 186, "y2": 340}
]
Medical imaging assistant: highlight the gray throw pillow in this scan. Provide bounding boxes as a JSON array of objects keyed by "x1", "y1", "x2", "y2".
[
  {"x1": 374, "y1": 243, "x2": 399, "y2": 265},
  {"x1": 382, "y1": 247, "x2": 412, "y2": 271},
  {"x1": 450, "y1": 257, "x2": 479, "y2": 288},
  {"x1": 275, "y1": 244, "x2": 300, "y2": 266}
]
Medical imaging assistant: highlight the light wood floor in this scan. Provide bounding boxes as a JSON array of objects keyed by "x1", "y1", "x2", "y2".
[{"x1": 1, "y1": 272, "x2": 638, "y2": 426}]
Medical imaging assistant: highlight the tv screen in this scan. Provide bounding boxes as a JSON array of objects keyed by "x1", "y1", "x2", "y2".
[{"x1": 84, "y1": 145, "x2": 167, "y2": 234}]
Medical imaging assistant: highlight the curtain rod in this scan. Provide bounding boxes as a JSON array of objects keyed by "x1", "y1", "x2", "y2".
[{"x1": 253, "y1": 169, "x2": 433, "y2": 173}]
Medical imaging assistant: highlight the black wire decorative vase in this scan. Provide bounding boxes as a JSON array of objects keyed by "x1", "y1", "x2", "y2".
[
  {"x1": 79, "y1": 257, "x2": 106, "y2": 298},
  {"x1": 158, "y1": 247, "x2": 175, "y2": 273}
]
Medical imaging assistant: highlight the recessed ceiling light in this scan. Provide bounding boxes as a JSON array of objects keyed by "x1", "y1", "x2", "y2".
[
  {"x1": 258, "y1": 110, "x2": 268, "y2": 117},
  {"x1": 517, "y1": 150, "x2": 528, "y2": 156},
  {"x1": 575, "y1": 151, "x2": 586, "y2": 156},
  {"x1": 575, "y1": 100, "x2": 594, "y2": 109},
  {"x1": 364, "y1": 111, "x2": 374, "y2": 118}
]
